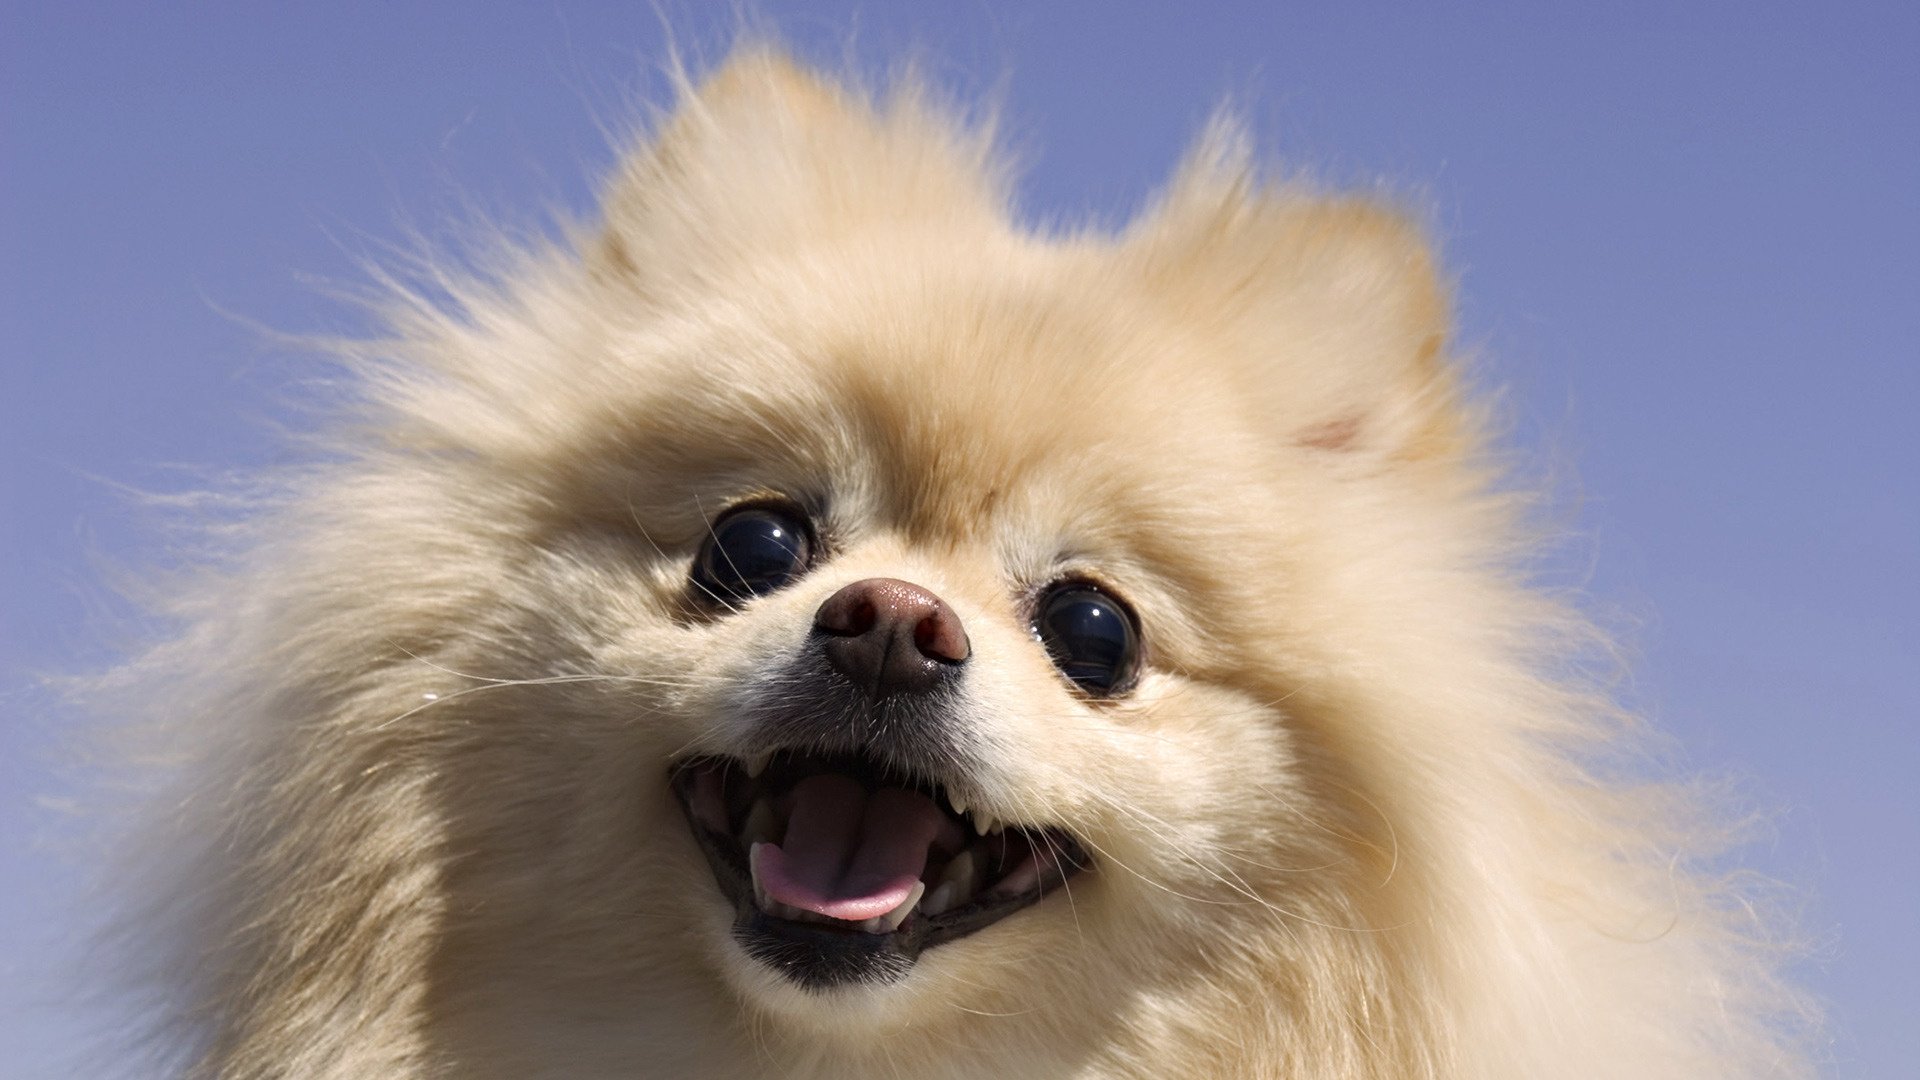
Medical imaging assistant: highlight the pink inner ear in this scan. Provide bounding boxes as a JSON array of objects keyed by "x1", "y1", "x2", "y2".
[{"x1": 1297, "y1": 416, "x2": 1362, "y2": 451}]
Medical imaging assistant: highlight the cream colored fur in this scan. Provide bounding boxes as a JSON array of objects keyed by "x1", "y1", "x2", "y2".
[{"x1": 96, "y1": 49, "x2": 1810, "y2": 1079}]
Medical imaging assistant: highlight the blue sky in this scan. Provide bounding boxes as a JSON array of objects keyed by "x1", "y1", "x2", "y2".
[{"x1": 3, "y1": 3, "x2": 1914, "y2": 1075}]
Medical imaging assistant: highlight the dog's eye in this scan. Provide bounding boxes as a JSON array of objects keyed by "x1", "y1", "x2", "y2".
[
  {"x1": 691, "y1": 505, "x2": 812, "y2": 604},
  {"x1": 1033, "y1": 584, "x2": 1140, "y2": 695}
]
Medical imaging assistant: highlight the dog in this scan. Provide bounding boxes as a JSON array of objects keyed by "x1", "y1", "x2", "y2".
[{"x1": 96, "y1": 48, "x2": 1809, "y2": 1079}]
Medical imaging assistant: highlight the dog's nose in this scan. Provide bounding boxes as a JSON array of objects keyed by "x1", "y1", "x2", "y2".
[{"x1": 813, "y1": 578, "x2": 970, "y2": 697}]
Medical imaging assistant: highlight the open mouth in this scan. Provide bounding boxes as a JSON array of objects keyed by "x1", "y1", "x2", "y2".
[{"x1": 670, "y1": 751, "x2": 1090, "y2": 987}]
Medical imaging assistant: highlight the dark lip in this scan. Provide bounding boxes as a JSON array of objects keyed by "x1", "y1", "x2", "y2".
[{"x1": 668, "y1": 752, "x2": 1090, "y2": 987}]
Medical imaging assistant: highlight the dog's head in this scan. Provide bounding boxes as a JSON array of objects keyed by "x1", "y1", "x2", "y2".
[{"x1": 376, "y1": 53, "x2": 1481, "y2": 1044}]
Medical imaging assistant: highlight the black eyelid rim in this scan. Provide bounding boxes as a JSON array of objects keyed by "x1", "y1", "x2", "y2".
[
  {"x1": 704, "y1": 493, "x2": 825, "y2": 550},
  {"x1": 1025, "y1": 574, "x2": 1138, "y2": 625}
]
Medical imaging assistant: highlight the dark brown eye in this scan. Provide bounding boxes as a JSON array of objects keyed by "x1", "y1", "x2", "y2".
[
  {"x1": 1033, "y1": 583, "x2": 1140, "y2": 695},
  {"x1": 691, "y1": 506, "x2": 812, "y2": 605}
]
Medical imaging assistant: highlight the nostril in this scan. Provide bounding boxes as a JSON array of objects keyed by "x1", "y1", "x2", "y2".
[
  {"x1": 844, "y1": 600, "x2": 876, "y2": 636},
  {"x1": 815, "y1": 592, "x2": 878, "y2": 638},
  {"x1": 913, "y1": 611, "x2": 969, "y2": 664}
]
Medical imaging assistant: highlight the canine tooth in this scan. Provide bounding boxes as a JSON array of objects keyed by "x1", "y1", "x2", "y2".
[
  {"x1": 741, "y1": 798, "x2": 778, "y2": 846},
  {"x1": 948, "y1": 792, "x2": 968, "y2": 816},
  {"x1": 744, "y1": 752, "x2": 771, "y2": 778},
  {"x1": 922, "y1": 881, "x2": 958, "y2": 917},
  {"x1": 877, "y1": 881, "x2": 926, "y2": 933},
  {"x1": 749, "y1": 842, "x2": 773, "y2": 910},
  {"x1": 937, "y1": 850, "x2": 978, "y2": 897},
  {"x1": 971, "y1": 810, "x2": 994, "y2": 836}
]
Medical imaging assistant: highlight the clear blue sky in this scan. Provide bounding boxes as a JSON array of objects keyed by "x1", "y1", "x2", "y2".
[{"x1": 3, "y1": 3, "x2": 1913, "y2": 1076}]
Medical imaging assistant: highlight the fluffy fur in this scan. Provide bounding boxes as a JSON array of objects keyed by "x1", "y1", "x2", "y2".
[{"x1": 93, "y1": 49, "x2": 1809, "y2": 1078}]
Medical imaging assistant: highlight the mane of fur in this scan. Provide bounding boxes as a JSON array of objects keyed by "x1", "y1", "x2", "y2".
[{"x1": 84, "y1": 46, "x2": 1812, "y2": 1079}]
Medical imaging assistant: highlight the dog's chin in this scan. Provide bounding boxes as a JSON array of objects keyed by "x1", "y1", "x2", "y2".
[{"x1": 669, "y1": 750, "x2": 1090, "y2": 997}]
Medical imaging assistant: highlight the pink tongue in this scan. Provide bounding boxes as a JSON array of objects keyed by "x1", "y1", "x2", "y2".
[{"x1": 753, "y1": 775, "x2": 944, "y2": 922}]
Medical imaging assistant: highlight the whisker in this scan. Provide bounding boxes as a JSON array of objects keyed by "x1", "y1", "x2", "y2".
[
  {"x1": 689, "y1": 492, "x2": 747, "y2": 616},
  {"x1": 370, "y1": 670, "x2": 702, "y2": 730}
]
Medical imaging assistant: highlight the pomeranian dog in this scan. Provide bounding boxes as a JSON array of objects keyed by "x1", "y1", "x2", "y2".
[{"x1": 96, "y1": 48, "x2": 1809, "y2": 1079}]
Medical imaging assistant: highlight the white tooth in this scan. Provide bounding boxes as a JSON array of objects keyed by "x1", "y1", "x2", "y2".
[
  {"x1": 749, "y1": 842, "x2": 773, "y2": 910},
  {"x1": 744, "y1": 752, "x2": 771, "y2": 778},
  {"x1": 971, "y1": 810, "x2": 993, "y2": 836},
  {"x1": 948, "y1": 792, "x2": 968, "y2": 816},
  {"x1": 877, "y1": 881, "x2": 926, "y2": 933},
  {"x1": 938, "y1": 850, "x2": 977, "y2": 897},
  {"x1": 858, "y1": 916, "x2": 884, "y2": 933},
  {"x1": 922, "y1": 881, "x2": 958, "y2": 918},
  {"x1": 741, "y1": 798, "x2": 778, "y2": 846}
]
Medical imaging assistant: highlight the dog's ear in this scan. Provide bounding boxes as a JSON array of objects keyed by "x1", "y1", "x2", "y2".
[
  {"x1": 1127, "y1": 120, "x2": 1468, "y2": 463},
  {"x1": 591, "y1": 48, "x2": 1006, "y2": 299}
]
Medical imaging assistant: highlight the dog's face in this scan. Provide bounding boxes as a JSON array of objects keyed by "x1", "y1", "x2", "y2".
[
  {"x1": 315, "y1": 54, "x2": 1469, "y2": 1063},
  {"x1": 595, "y1": 263, "x2": 1320, "y2": 1016}
]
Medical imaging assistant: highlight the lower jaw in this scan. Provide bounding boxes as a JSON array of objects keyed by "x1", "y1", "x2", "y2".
[{"x1": 730, "y1": 906, "x2": 924, "y2": 989}]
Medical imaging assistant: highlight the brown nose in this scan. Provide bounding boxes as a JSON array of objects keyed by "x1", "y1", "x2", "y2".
[{"x1": 813, "y1": 578, "x2": 970, "y2": 697}]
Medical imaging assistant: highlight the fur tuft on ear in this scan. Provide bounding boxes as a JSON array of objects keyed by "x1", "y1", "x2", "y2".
[
  {"x1": 1127, "y1": 117, "x2": 1467, "y2": 462},
  {"x1": 592, "y1": 48, "x2": 1008, "y2": 301}
]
